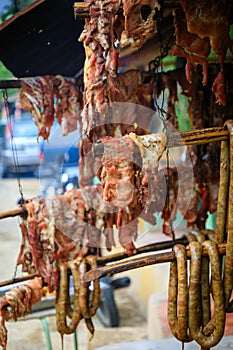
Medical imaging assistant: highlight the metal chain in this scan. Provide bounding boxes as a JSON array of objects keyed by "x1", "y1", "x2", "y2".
[
  {"x1": 151, "y1": 5, "x2": 176, "y2": 240},
  {"x1": 148, "y1": 9, "x2": 175, "y2": 72},
  {"x1": 2, "y1": 89, "x2": 25, "y2": 203}
]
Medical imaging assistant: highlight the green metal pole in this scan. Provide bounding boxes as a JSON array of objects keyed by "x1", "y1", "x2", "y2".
[
  {"x1": 40, "y1": 317, "x2": 53, "y2": 350},
  {"x1": 74, "y1": 331, "x2": 78, "y2": 350}
]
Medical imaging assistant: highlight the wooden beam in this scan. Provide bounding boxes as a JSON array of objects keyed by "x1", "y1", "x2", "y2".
[
  {"x1": 169, "y1": 126, "x2": 229, "y2": 147},
  {"x1": 93, "y1": 125, "x2": 229, "y2": 158},
  {"x1": 0, "y1": 79, "x2": 22, "y2": 89},
  {"x1": 0, "y1": 78, "x2": 75, "y2": 90}
]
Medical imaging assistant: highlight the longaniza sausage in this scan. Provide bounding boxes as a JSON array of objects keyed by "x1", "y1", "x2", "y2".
[
  {"x1": 167, "y1": 244, "x2": 192, "y2": 342},
  {"x1": 174, "y1": 245, "x2": 192, "y2": 342},
  {"x1": 195, "y1": 230, "x2": 211, "y2": 330},
  {"x1": 223, "y1": 120, "x2": 233, "y2": 311},
  {"x1": 167, "y1": 255, "x2": 178, "y2": 339},
  {"x1": 188, "y1": 241, "x2": 203, "y2": 343},
  {"x1": 56, "y1": 262, "x2": 82, "y2": 336},
  {"x1": 189, "y1": 241, "x2": 225, "y2": 348},
  {"x1": 56, "y1": 262, "x2": 69, "y2": 336},
  {"x1": 201, "y1": 255, "x2": 210, "y2": 328},
  {"x1": 68, "y1": 259, "x2": 83, "y2": 329},
  {"x1": 85, "y1": 255, "x2": 101, "y2": 317},
  {"x1": 78, "y1": 257, "x2": 90, "y2": 319},
  {"x1": 215, "y1": 135, "x2": 230, "y2": 244}
]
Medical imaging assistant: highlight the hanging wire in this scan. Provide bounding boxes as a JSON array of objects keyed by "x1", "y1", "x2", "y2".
[
  {"x1": 2, "y1": 89, "x2": 26, "y2": 280},
  {"x1": 150, "y1": 4, "x2": 176, "y2": 132},
  {"x1": 2, "y1": 89, "x2": 25, "y2": 203},
  {"x1": 151, "y1": 4, "x2": 176, "y2": 241}
]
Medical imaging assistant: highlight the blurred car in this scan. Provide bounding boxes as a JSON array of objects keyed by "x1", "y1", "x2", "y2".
[
  {"x1": 36, "y1": 121, "x2": 79, "y2": 179},
  {"x1": 36, "y1": 122, "x2": 80, "y2": 197},
  {"x1": 0, "y1": 119, "x2": 7, "y2": 152},
  {"x1": 0, "y1": 115, "x2": 41, "y2": 178}
]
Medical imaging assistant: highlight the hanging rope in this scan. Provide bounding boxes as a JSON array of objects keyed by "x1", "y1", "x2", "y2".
[{"x1": 2, "y1": 89, "x2": 25, "y2": 203}]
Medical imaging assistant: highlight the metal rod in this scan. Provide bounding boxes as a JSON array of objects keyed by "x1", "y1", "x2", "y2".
[
  {"x1": 73, "y1": 0, "x2": 181, "y2": 19},
  {"x1": 0, "y1": 242, "x2": 226, "y2": 287},
  {"x1": 40, "y1": 318, "x2": 53, "y2": 350},
  {"x1": 97, "y1": 236, "x2": 189, "y2": 264},
  {"x1": 0, "y1": 207, "x2": 26, "y2": 220},
  {"x1": 84, "y1": 243, "x2": 227, "y2": 282},
  {"x1": 0, "y1": 274, "x2": 38, "y2": 288},
  {"x1": 0, "y1": 238, "x2": 188, "y2": 288}
]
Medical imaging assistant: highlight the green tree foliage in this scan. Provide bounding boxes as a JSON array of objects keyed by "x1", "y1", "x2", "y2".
[
  {"x1": 0, "y1": 61, "x2": 14, "y2": 80},
  {"x1": 0, "y1": 0, "x2": 34, "y2": 23},
  {"x1": 0, "y1": 62, "x2": 16, "y2": 113}
]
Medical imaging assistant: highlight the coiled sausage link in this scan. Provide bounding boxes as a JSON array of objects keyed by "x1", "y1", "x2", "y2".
[
  {"x1": 223, "y1": 120, "x2": 233, "y2": 311},
  {"x1": 188, "y1": 241, "x2": 202, "y2": 340},
  {"x1": 167, "y1": 253, "x2": 178, "y2": 338},
  {"x1": 56, "y1": 261, "x2": 83, "y2": 336},
  {"x1": 78, "y1": 255, "x2": 100, "y2": 320},
  {"x1": 167, "y1": 244, "x2": 192, "y2": 342},
  {"x1": 68, "y1": 259, "x2": 83, "y2": 329},
  {"x1": 78, "y1": 257, "x2": 90, "y2": 319},
  {"x1": 195, "y1": 230, "x2": 211, "y2": 330},
  {"x1": 189, "y1": 241, "x2": 225, "y2": 348},
  {"x1": 215, "y1": 130, "x2": 230, "y2": 244},
  {"x1": 56, "y1": 263, "x2": 73, "y2": 336},
  {"x1": 85, "y1": 255, "x2": 101, "y2": 317}
]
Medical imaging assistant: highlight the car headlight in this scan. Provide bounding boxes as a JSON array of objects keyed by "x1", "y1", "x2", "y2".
[{"x1": 61, "y1": 173, "x2": 69, "y2": 183}]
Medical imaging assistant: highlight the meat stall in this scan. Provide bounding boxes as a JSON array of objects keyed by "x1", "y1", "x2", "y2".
[{"x1": 0, "y1": 0, "x2": 233, "y2": 349}]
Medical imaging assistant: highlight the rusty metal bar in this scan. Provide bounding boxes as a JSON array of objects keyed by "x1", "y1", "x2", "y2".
[
  {"x1": 0, "y1": 238, "x2": 187, "y2": 288},
  {"x1": 97, "y1": 236, "x2": 189, "y2": 264},
  {"x1": 84, "y1": 243, "x2": 227, "y2": 282},
  {"x1": 0, "y1": 274, "x2": 38, "y2": 288},
  {"x1": 0, "y1": 242, "x2": 226, "y2": 287}
]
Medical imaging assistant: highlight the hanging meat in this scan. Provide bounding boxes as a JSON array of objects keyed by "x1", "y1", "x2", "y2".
[
  {"x1": 120, "y1": 0, "x2": 160, "y2": 49},
  {"x1": 111, "y1": 70, "x2": 155, "y2": 135},
  {"x1": 77, "y1": 69, "x2": 156, "y2": 187},
  {"x1": 175, "y1": 0, "x2": 233, "y2": 105},
  {"x1": 0, "y1": 277, "x2": 43, "y2": 350},
  {"x1": 179, "y1": 0, "x2": 232, "y2": 69},
  {"x1": 53, "y1": 75, "x2": 82, "y2": 135},
  {"x1": 173, "y1": 8, "x2": 211, "y2": 86},
  {"x1": 19, "y1": 75, "x2": 82, "y2": 138},
  {"x1": 99, "y1": 134, "x2": 141, "y2": 208},
  {"x1": 17, "y1": 182, "x2": 149, "y2": 283},
  {"x1": 78, "y1": 0, "x2": 121, "y2": 137},
  {"x1": 20, "y1": 76, "x2": 55, "y2": 139}
]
